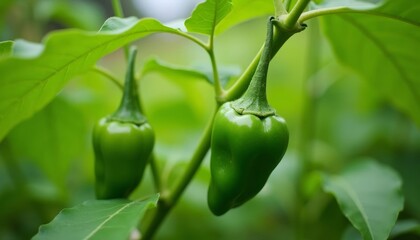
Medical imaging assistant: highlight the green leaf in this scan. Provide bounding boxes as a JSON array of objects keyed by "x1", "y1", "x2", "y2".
[
  {"x1": 185, "y1": 0, "x2": 233, "y2": 35},
  {"x1": 99, "y1": 17, "x2": 139, "y2": 32},
  {"x1": 142, "y1": 58, "x2": 212, "y2": 83},
  {"x1": 35, "y1": 0, "x2": 104, "y2": 30},
  {"x1": 0, "y1": 17, "x2": 183, "y2": 141},
  {"x1": 320, "y1": 0, "x2": 420, "y2": 125},
  {"x1": 5, "y1": 97, "x2": 85, "y2": 189},
  {"x1": 323, "y1": 160, "x2": 404, "y2": 240},
  {"x1": 390, "y1": 219, "x2": 420, "y2": 238},
  {"x1": 12, "y1": 39, "x2": 44, "y2": 58},
  {"x1": 141, "y1": 57, "x2": 241, "y2": 86},
  {"x1": 215, "y1": 0, "x2": 273, "y2": 34},
  {"x1": 377, "y1": 0, "x2": 420, "y2": 24},
  {"x1": 32, "y1": 194, "x2": 159, "y2": 240},
  {"x1": 201, "y1": 65, "x2": 241, "y2": 87},
  {"x1": 342, "y1": 225, "x2": 363, "y2": 240},
  {"x1": 311, "y1": 0, "x2": 384, "y2": 10},
  {"x1": 0, "y1": 40, "x2": 13, "y2": 58}
]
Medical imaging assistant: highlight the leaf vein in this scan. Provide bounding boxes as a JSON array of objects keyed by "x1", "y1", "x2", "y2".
[
  {"x1": 335, "y1": 178, "x2": 374, "y2": 239},
  {"x1": 83, "y1": 201, "x2": 136, "y2": 240},
  {"x1": 341, "y1": 14, "x2": 420, "y2": 104}
]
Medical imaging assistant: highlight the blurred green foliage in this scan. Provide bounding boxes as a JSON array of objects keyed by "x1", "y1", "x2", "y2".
[
  {"x1": 0, "y1": 0, "x2": 419, "y2": 240},
  {"x1": 1, "y1": 0, "x2": 105, "y2": 42}
]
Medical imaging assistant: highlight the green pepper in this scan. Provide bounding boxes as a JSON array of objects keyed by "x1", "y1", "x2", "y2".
[
  {"x1": 93, "y1": 47, "x2": 154, "y2": 199},
  {"x1": 208, "y1": 17, "x2": 289, "y2": 216}
]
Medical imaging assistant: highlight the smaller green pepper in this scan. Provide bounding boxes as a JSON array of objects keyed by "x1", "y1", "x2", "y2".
[{"x1": 93, "y1": 47, "x2": 154, "y2": 199}]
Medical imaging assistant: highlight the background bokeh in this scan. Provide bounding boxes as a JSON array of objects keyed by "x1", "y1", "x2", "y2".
[{"x1": 1, "y1": 0, "x2": 419, "y2": 239}]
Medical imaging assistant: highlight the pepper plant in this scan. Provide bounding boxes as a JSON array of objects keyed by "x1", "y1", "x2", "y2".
[{"x1": 0, "y1": 0, "x2": 419, "y2": 239}]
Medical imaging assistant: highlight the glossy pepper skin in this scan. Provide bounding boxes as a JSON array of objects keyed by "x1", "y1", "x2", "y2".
[
  {"x1": 208, "y1": 102, "x2": 288, "y2": 215},
  {"x1": 208, "y1": 17, "x2": 289, "y2": 216},
  {"x1": 93, "y1": 119, "x2": 154, "y2": 199},
  {"x1": 93, "y1": 47, "x2": 154, "y2": 199}
]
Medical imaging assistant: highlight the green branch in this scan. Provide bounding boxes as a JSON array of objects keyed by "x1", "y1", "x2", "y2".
[
  {"x1": 92, "y1": 65, "x2": 123, "y2": 89},
  {"x1": 149, "y1": 154, "x2": 162, "y2": 192},
  {"x1": 172, "y1": 31, "x2": 209, "y2": 51},
  {"x1": 112, "y1": 0, "x2": 129, "y2": 59},
  {"x1": 223, "y1": 21, "x2": 303, "y2": 102},
  {"x1": 299, "y1": 7, "x2": 420, "y2": 27},
  {"x1": 284, "y1": 0, "x2": 292, "y2": 12},
  {"x1": 112, "y1": 0, "x2": 124, "y2": 18},
  {"x1": 300, "y1": 7, "x2": 357, "y2": 23},
  {"x1": 141, "y1": 110, "x2": 215, "y2": 239},
  {"x1": 283, "y1": 0, "x2": 311, "y2": 29},
  {"x1": 207, "y1": 34, "x2": 225, "y2": 101}
]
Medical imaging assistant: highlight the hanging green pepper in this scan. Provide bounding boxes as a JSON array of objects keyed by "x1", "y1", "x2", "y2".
[
  {"x1": 208, "y1": 17, "x2": 289, "y2": 216},
  {"x1": 92, "y1": 47, "x2": 154, "y2": 199}
]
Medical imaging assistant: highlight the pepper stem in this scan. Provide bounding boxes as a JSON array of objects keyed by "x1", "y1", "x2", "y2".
[
  {"x1": 109, "y1": 47, "x2": 147, "y2": 125},
  {"x1": 231, "y1": 17, "x2": 275, "y2": 118}
]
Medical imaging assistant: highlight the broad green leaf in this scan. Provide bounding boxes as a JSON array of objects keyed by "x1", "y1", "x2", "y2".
[
  {"x1": 323, "y1": 160, "x2": 404, "y2": 240},
  {"x1": 0, "y1": 17, "x2": 185, "y2": 141},
  {"x1": 313, "y1": 0, "x2": 420, "y2": 25},
  {"x1": 0, "y1": 40, "x2": 13, "y2": 57},
  {"x1": 142, "y1": 58, "x2": 212, "y2": 83},
  {"x1": 319, "y1": 0, "x2": 420, "y2": 125},
  {"x1": 142, "y1": 57, "x2": 241, "y2": 86},
  {"x1": 185, "y1": 0, "x2": 232, "y2": 35},
  {"x1": 311, "y1": 0, "x2": 383, "y2": 10},
  {"x1": 390, "y1": 220, "x2": 420, "y2": 238},
  {"x1": 99, "y1": 17, "x2": 139, "y2": 32},
  {"x1": 12, "y1": 39, "x2": 44, "y2": 58},
  {"x1": 35, "y1": 0, "x2": 104, "y2": 30},
  {"x1": 201, "y1": 65, "x2": 242, "y2": 87},
  {"x1": 342, "y1": 225, "x2": 363, "y2": 240},
  {"x1": 5, "y1": 97, "x2": 85, "y2": 190},
  {"x1": 215, "y1": 0, "x2": 273, "y2": 34},
  {"x1": 32, "y1": 194, "x2": 159, "y2": 240}
]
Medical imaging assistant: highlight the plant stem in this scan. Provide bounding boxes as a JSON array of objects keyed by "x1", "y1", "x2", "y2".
[
  {"x1": 231, "y1": 18, "x2": 275, "y2": 117},
  {"x1": 141, "y1": 111, "x2": 215, "y2": 239},
  {"x1": 149, "y1": 154, "x2": 162, "y2": 192},
  {"x1": 223, "y1": 20, "x2": 303, "y2": 102},
  {"x1": 112, "y1": 0, "x2": 124, "y2": 18},
  {"x1": 223, "y1": 47, "x2": 262, "y2": 102},
  {"x1": 284, "y1": 0, "x2": 292, "y2": 12},
  {"x1": 110, "y1": 47, "x2": 146, "y2": 124},
  {"x1": 111, "y1": 0, "x2": 129, "y2": 59},
  {"x1": 208, "y1": 35, "x2": 225, "y2": 101},
  {"x1": 92, "y1": 66, "x2": 124, "y2": 89},
  {"x1": 173, "y1": 31, "x2": 209, "y2": 51},
  {"x1": 299, "y1": 7, "x2": 416, "y2": 25},
  {"x1": 283, "y1": 0, "x2": 311, "y2": 30},
  {"x1": 299, "y1": 7, "x2": 351, "y2": 22},
  {"x1": 168, "y1": 114, "x2": 214, "y2": 205}
]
